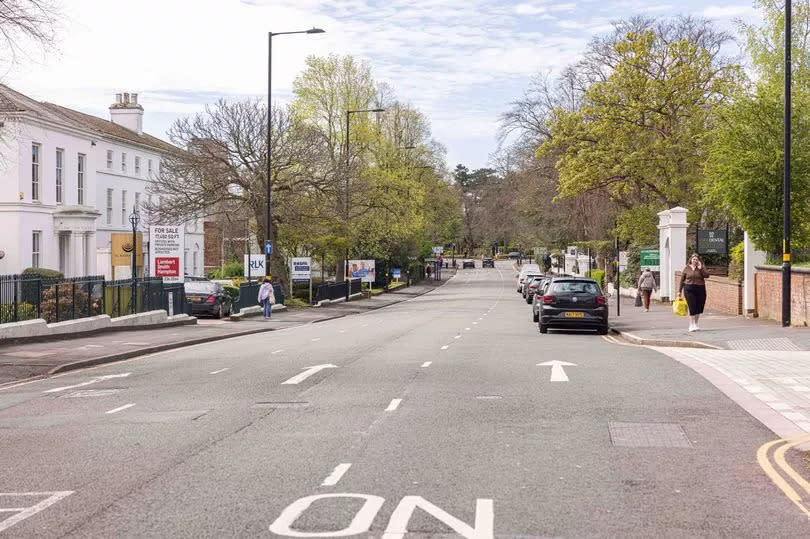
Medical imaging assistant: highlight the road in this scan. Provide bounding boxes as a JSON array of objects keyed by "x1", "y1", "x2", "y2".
[{"x1": 0, "y1": 261, "x2": 807, "y2": 537}]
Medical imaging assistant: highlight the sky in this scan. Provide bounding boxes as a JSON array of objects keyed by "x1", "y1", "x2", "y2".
[{"x1": 6, "y1": 0, "x2": 763, "y2": 170}]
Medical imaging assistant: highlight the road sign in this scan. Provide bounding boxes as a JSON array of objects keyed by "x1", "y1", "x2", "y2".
[
  {"x1": 265, "y1": 240, "x2": 273, "y2": 255},
  {"x1": 640, "y1": 249, "x2": 660, "y2": 270}
]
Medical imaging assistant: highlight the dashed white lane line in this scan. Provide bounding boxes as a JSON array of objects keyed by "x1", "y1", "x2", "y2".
[
  {"x1": 385, "y1": 398, "x2": 402, "y2": 412},
  {"x1": 321, "y1": 463, "x2": 352, "y2": 486},
  {"x1": 473, "y1": 322, "x2": 478, "y2": 325},
  {"x1": 209, "y1": 368, "x2": 229, "y2": 375},
  {"x1": 339, "y1": 330, "x2": 346, "y2": 333},
  {"x1": 311, "y1": 338, "x2": 321, "y2": 342},
  {"x1": 105, "y1": 403, "x2": 135, "y2": 415},
  {"x1": 86, "y1": 344, "x2": 104, "y2": 348},
  {"x1": 361, "y1": 324, "x2": 369, "y2": 328},
  {"x1": 421, "y1": 361, "x2": 432, "y2": 367},
  {"x1": 441, "y1": 345, "x2": 450, "y2": 350},
  {"x1": 271, "y1": 350, "x2": 284, "y2": 355},
  {"x1": 454, "y1": 335, "x2": 462, "y2": 339}
]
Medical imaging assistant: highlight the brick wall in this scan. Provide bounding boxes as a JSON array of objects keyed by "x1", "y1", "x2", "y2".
[
  {"x1": 755, "y1": 266, "x2": 810, "y2": 326},
  {"x1": 675, "y1": 271, "x2": 742, "y2": 315}
]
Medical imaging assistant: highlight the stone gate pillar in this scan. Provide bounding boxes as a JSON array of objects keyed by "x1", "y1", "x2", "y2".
[
  {"x1": 657, "y1": 207, "x2": 689, "y2": 302},
  {"x1": 743, "y1": 231, "x2": 766, "y2": 315}
]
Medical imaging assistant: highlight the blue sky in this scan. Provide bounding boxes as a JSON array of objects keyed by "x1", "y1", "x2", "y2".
[{"x1": 9, "y1": 0, "x2": 761, "y2": 170}]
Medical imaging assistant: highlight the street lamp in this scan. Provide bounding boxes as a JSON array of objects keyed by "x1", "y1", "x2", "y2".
[
  {"x1": 129, "y1": 210, "x2": 140, "y2": 314},
  {"x1": 266, "y1": 27, "x2": 325, "y2": 278},
  {"x1": 344, "y1": 107, "x2": 385, "y2": 301},
  {"x1": 783, "y1": 0, "x2": 792, "y2": 326}
]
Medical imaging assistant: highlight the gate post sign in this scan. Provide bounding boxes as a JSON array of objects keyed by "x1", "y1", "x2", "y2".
[{"x1": 149, "y1": 225, "x2": 184, "y2": 283}]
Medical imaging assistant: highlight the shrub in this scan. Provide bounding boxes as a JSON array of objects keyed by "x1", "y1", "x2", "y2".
[
  {"x1": 223, "y1": 285, "x2": 239, "y2": 301},
  {"x1": 0, "y1": 302, "x2": 37, "y2": 322},
  {"x1": 728, "y1": 241, "x2": 744, "y2": 282},
  {"x1": 22, "y1": 267, "x2": 64, "y2": 280},
  {"x1": 40, "y1": 284, "x2": 91, "y2": 323},
  {"x1": 586, "y1": 269, "x2": 606, "y2": 289}
]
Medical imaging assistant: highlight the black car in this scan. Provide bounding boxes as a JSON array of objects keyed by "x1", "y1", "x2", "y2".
[
  {"x1": 462, "y1": 259, "x2": 475, "y2": 269},
  {"x1": 538, "y1": 277, "x2": 608, "y2": 334},
  {"x1": 482, "y1": 258, "x2": 495, "y2": 268},
  {"x1": 185, "y1": 280, "x2": 233, "y2": 319}
]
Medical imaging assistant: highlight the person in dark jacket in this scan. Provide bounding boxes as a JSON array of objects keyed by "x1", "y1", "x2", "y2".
[
  {"x1": 637, "y1": 269, "x2": 657, "y2": 312},
  {"x1": 679, "y1": 253, "x2": 710, "y2": 332}
]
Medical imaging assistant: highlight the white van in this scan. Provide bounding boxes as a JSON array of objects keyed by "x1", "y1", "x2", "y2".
[{"x1": 516, "y1": 264, "x2": 541, "y2": 292}]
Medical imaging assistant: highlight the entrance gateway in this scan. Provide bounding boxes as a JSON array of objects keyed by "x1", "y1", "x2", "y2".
[{"x1": 269, "y1": 494, "x2": 494, "y2": 538}]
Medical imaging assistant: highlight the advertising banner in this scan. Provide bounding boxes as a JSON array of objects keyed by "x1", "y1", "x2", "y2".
[
  {"x1": 392, "y1": 268, "x2": 401, "y2": 280},
  {"x1": 348, "y1": 260, "x2": 376, "y2": 283},
  {"x1": 111, "y1": 232, "x2": 143, "y2": 266},
  {"x1": 244, "y1": 254, "x2": 265, "y2": 278},
  {"x1": 149, "y1": 225, "x2": 184, "y2": 283},
  {"x1": 640, "y1": 249, "x2": 661, "y2": 270},
  {"x1": 291, "y1": 257, "x2": 312, "y2": 282},
  {"x1": 432, "y1": 246, "x2": 444, "y2": 255}
]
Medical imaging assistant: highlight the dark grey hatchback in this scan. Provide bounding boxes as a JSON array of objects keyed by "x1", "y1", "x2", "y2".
[{"x1": 538, "y1": 278, "x2": 608, "y2": 334}]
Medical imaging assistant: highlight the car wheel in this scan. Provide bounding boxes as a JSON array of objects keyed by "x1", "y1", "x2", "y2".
[
  {"x1": 598, "y1": 325, "x2": 609, "y2": 335},
  {"x1": 215, "y1": 304, "x2": 223, "y2": 319},
  {"x1": 538, "y1": 323, "x2": 548, "y2": 334},
  {"x1": 533, "y1": 311, "x2": 539, "y2": 323}
]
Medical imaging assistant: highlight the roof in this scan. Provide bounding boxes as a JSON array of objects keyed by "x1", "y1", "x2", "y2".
[{"x1": 0, "y1": 84, "x2": 177, "y2": 154}]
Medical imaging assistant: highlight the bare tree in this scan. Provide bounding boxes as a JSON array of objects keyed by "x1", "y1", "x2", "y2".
[{"x1": 0, "y1": 0, "x2": 59, "y2": 65}]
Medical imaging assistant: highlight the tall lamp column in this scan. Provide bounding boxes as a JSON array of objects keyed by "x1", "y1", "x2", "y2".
[{"x1": 129, "y1": 210, "x2": 140, "y2": 315}]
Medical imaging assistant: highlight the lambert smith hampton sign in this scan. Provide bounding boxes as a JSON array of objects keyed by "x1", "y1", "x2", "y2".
[{"x1": 149, "y1": 225, "x2": 184, "y2": 283}]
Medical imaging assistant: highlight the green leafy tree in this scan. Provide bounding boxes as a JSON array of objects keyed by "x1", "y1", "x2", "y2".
[{"x1": 705, "y1": 0, "x2": 810, "y2": 255}]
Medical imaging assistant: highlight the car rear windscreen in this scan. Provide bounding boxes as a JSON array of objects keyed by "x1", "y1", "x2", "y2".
[
  {"x1": 185, "y1": 282, "x2": 219, "y2": 294},
  {"x1": 551, "y1": 281, "x2": 600, "y2": 294}
]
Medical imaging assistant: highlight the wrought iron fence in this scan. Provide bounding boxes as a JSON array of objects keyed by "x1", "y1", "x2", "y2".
[
  {"x1": 234, "y1": 281, "x2": 261, "y2": 313},
  {"x1": 314, "y1": 278, "x2": 361, "y2": 303},
  {"x1": 1, "y1": 274, "x2": 105, "y2": 324},
  {"x1": 104, "y1": 277, "x2": 166, "y2": 318}
]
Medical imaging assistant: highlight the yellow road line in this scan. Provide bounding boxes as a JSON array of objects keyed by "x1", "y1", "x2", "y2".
[
  {"x1": 757, "y1": 435, "x2": 810, "y2": 519},
  {"x1": 774, "y1": 436, "x2": 810, "y2": 496}
]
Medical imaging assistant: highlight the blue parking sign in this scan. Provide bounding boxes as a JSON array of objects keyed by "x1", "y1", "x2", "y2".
[{"x1": 265, "y1": 240, "x2": 273, "y2": 255}]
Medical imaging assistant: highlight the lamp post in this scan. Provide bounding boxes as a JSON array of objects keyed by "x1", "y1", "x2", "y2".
[
  {"x1": 266, "y1": 27, "x2": 325, "y2": 278},
  {"x1": 344, "y1": 107, "x2": 385, "y2": 301},
  {"x1": 783, "y1": 0, "x2": 792, "y2": 327},
  {"x1": 129, "y1": 210, "x2": 140, "y2": 315}
]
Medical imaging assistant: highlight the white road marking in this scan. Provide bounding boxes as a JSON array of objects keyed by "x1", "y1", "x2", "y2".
[
  {"x1": 441, "y1": 345, "x2": 450, "y2": 350},
  {"x1": 321, "y1": 463, "x2": 352, "y2": 486},
  {"x1": 421, "y1": 361, "x2": 432, "y2": 368},
  {"x1": 105, "y1": 403, "x2": 135, "y2": 414},
  {"x1": 386, "y1": 398, "x2": 402, "y2": 411},
  {"x1": 281, "y1": 364, "x2": 338, "y2": 385},
  {"x1": 86, "y1": 344, "x2": 104, "y2": 348},
  {"x1": 339, "y1": 330, "x2": 347, "y2": 333},
  {"x1": 454, "y1": 335, "x2": 461, "y2": 339},
  {"x1": 44, "y1": 373, "x2": 131, "y2": 394},
  {"x1": 209, "y1": 368, "x2": 229, "y2": 375},
  {"x1": 537, "y1": 361, "x2": 577, "y2": 382},
  {"x1": 122, "y1": 342, "x2": 149, "y2": 346},
  {"x1": 0, "y1": 491, "x2": 74, "y2": 533},
  {"x1": 472, "y1": 322, "x2": 478, "y2": 325},
  {"x1": 361, "y1": 324, "x2": 369, "y2": 328},
  {"x1": 271, "y1": 349, "x2": 284, "y2": 355},
  {"x1": 311, "y1": 338, "x2": 321, "y2": 342},
  {"x1": 465, "y1": 328, "x2": 471, "y2": 331}
]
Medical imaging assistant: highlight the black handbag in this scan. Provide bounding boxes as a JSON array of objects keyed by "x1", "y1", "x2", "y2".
[{"x1": 635, "y1": 293, "x2": 643, "y2": 307}]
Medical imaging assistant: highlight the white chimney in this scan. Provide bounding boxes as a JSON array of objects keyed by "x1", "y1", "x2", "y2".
[{"x1": 109, "y1": 91, "x2": 144, "y2": 135}]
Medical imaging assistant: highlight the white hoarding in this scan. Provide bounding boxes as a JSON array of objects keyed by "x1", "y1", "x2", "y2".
[
  {"x1": 291, "y1": 257, "x2": 312, "y2": 282},
  {"x1": 149, "y1": 225, "x2": 184, "y2": 283},
  {"x1": 244, "y1": 254, "x2": 266, "y2": 278},
  {"x1": 348, "y1": 260, "x2": 376, "y2": 283}
]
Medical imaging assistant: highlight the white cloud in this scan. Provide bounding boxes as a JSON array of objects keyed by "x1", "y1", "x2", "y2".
[
  {"x1": 514, "y1": 2, "x2": 547, "y2": 15},
  {"x1": 702, "y1": 5, "x2": 757, "y2": 19}
]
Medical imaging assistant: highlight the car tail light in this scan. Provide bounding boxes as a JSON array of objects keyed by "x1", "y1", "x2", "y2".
[
  {"x1": 596, "y1": 295, "x2": 606, "y2": 305},
  {"x1": 205, "y1": 295, "x2": 216, "y2": 304},
  {"x1": 543, "y1": 295, "x2": 554, "y2": 304}
]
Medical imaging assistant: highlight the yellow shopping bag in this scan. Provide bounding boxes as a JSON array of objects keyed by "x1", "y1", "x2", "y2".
[{"x1": 672, "y1": 296, "x2": 688, "y2": 316}]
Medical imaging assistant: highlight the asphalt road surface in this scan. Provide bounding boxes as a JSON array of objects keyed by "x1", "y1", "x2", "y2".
[{"x1": 0, "y1": 261, "x2": 807, "y2": 537}]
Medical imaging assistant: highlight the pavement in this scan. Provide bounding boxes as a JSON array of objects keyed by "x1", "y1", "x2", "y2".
[
  {"x1": 0, "y1": 279, "x2": 447, "y2": 387},
  {"x1": 0, "y1": 261, "x2": 809, "y2": 536}
]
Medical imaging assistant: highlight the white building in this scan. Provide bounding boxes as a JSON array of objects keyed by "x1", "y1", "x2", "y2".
[{"x1": 0, "y1": 86, "x2": 204, "y2": 279}]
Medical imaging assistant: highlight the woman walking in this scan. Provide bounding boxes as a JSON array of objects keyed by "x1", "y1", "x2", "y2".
[
  {"x1": 678, "y1": 254, "x2": 710, "y2": 332},
  {"x1": 637, "y1": 268, "x2": 657, "y2": 312},
  {"x1": 258, "y1": 277, "x2": 275, "y2": 320}
]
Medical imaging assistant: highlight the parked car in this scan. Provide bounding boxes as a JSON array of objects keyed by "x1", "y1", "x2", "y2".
[
  {"x1": 508, "y1": 252, "x2": 522, "y2": 260},
  {"x1": 537, "y1": 277, "x2": 608, "y2": 335},
  {"x1": 184, "y1": 280, "x2": 233, "y2": 319},
  {"x1": 462, "y1": 259, "x2": 475, "y2": 269},
  {"x1": 524, "y1": 276, "x2": 545, "y2": 304},
  {"x1": 532, "y1": 278, "x2": 552, "y2": 322},
  {"x1": 522, "y1": 274, "x2": 543, "y2": 299},
  {"x1": 516, "y1": 264, "x2": 541, "y2": 292},
  {"x1": 482, "y1": 258, "x2": 495, "y2": 268}
]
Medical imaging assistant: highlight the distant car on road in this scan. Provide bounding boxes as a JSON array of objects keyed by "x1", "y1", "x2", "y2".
[
  {"x1": 524, "y1": 276, "x2": 545, "y2": 304},
  {"x1": 516, "y1": 264, "x2": 540, "y2": 292},
  {"x1": 482, "y1": 258, "x2": 495, "y2": 268},
  {"x1": 185, "y1": 280, "x2": 233, "y2": 319},
  {"x1": 508, "y1": 252, "x2": 522, "y2": 260},
  {"x1": 462, "y1": 259, "x2": 475, "y2": 269},
  {"x1": 521, "y1": 274, "x2": 543, "y2": 299},
  {"x1": 538, "y1": 277, "x2": 608, "y2": 335}
]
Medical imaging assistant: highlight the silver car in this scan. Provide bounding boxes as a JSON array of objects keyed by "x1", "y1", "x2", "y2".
[{"x1": 532, "y1": 278, "x2": 552, "y2": 322}]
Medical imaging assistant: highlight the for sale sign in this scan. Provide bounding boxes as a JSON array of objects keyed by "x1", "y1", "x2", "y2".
[
  {"x1": 149, "y1": 225, "x2": 184, "y2": 283},
  {"x1": 291, "y1": 257, "x2": 312, "y2": 282}
]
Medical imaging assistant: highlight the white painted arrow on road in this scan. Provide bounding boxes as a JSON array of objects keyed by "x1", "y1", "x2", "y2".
[
  {"x1": 281, "y1": 364, "x2": 337, "y2": 385},
  {"x1": 537, "y1": 361, "x2": 577, "y2": 382},
  {"x1": 44, "y1": 373, "x2": 131, "y2": 394}
]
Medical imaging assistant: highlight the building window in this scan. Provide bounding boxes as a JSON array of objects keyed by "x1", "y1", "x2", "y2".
[
  {"x1": 147, "y1": 159, "x2": 153, "y2": 177},
  {"x1": 184, "y1": 249, "x2": 189, "y2": 276},
  {"x1": 121, "y1": 152, "x2": 127, "y2": 173},
  {"x1": 134, "y1": 192, "x2": 141, "y2": 215},
  {"x1": 106, "y1": 188, "x2": 113, "y2": 224},
  {"x1": 55, "y1": 148, "x2": 64, "y2": 204},
  {"x1": 121, "y1": 190, "x2": 127, "y2": 224},
  {"x1": 77, "y1": 154, "x2": 86, "y2": 204},
  {"x1": 135, "y1": 156, "x2": 141, "y2": 175},
  {"x1": 106, "y1": 150, "x2": 113, "y2": 169},
  {"x1": 31, "y1": 143, "x2": 41, "y2": 201},
  {"x1": 193, "y1": 251, "x2": 198, "y2": 276},
  {"x1": 32, "y1": 231, "x2": 41, "y2": 268}
]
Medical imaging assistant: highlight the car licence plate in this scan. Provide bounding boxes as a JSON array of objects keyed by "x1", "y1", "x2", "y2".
[
  {"x1": 189, "y1": 297, "x2": 202, "y2": 303},
  {"x1": 564, "y1": 311, "x2": 585, "y2": 318}
]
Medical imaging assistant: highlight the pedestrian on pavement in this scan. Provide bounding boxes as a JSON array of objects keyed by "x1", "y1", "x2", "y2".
[
  {"x1": 426, "y1": 264, "x2": 432, "y2": 279},
  {"x1": 258, "y1": 277, "x2": 275, "y2": 320},
  {"x1": 637, "y1": 268, "x2": 657, "y2": 312},
  {"x1": 679, "y1": 253, "x2": 710, "y2": 332}
]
